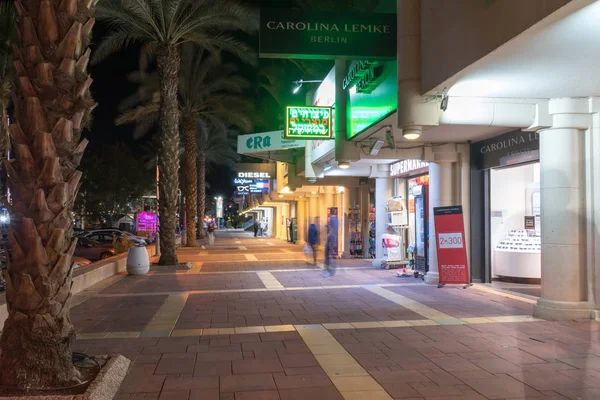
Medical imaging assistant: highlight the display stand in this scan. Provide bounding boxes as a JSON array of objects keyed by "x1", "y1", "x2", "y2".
[
  {"x1": 381, "y1": 224, "x2": 409, "y2": 270},
  {"x1": 348, "y1": 206, "x2": 363, "y2": 258}
]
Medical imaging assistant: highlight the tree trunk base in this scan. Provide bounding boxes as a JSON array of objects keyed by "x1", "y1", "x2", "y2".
[
  {"x1": 0, "y1": 355, "x2": 130, "y2": 399},
  {"x1": 158, "y1": 250, "x2": 178, "y2": 266}
]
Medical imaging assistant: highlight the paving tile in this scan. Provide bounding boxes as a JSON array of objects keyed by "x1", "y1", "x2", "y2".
[
  {"x1": 158, "y1": 391, "x2": 190, "y2": 400},
  {"x1": 278, "y1": 386, "x2": 343, "y2": 400},
  {"x1": 194, "y1": 361, "x2": 232, "y2": 376},
  {"x1": 471, "y1": 357, "x2": 524, "y2": 373},
  {"x1": 380, "y1": 382, "x2": 422, "y2": 398},
  {"x1": 339, "y1": 391, "x2": 393, "y2": 400},
  {"x1": 156, "y1": 353, "x2": 197, "y2": 375},
  {"x1": 274, "y1": 373, "x2": 333, "y2": 389},
  {"x1": 220, "y1": 374, "x2": 276, "y2": 393},
  {"x1": 188, "y1": 390, "x2": 219, "y2": 400},
  {"x1": 278, "y1": 353, "x2": 320, "y2": 368},
  {"x1": 163, "y1": 376, "x2": 219, "y2": 391},
  {"x1": 408, "y1": 382, "x2": 464, "y2": 397},
  {"x1": 233, "y1": 391, "x2": 280, "y2": 400},
  {"x1": 508, "y1": 370, "x2": 585, "y2": 391},
  {"x1": 370, "y1": 370, "x2": 429, "y2": 384},
  {"x1": 330, "y1": 376, "x2": 382, "y2": 392},
  {"x1": 233, "y1": 359, "x2": 284, "y2": 374},
  {"x1": 462, "y1": 374, "x2": 543, "y2": 399}
]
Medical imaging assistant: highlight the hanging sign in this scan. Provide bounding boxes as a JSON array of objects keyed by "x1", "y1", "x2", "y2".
[
  {"x1": 259, "y1": 9, "x2": 396, "y2": 60},
  {"x1": 433, "y1": 206, "x2": 469, "y2": 285},
  {"x1": 285, "y1": 106, "x2": 333, "y2": 140}
]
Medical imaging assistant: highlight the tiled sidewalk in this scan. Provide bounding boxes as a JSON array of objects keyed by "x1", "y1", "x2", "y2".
[{"x1": 69, "y1": 233, "x2": 599, "y2": 400}]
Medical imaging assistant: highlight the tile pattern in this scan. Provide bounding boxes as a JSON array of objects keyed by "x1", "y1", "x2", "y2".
[{"x1": 69, "y1": 233, "x2": 599, "y2": 400}]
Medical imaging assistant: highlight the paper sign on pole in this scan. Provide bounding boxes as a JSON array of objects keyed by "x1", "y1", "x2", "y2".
[{"x1": 433, "y1": 206, "x2": 469, "y2": 285}]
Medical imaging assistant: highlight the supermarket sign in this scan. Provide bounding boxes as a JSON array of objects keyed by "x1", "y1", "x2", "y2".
[
  {"x1": 285, "y1": 106, "x2": 333, "y2": 140},
  {"x1": 390, "y1": 159, "x2": 429, "y2": 177}
]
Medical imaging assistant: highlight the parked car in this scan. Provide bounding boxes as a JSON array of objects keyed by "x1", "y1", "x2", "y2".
[
  {"x1": 79, "y1": 229, "x2": 147, "y2": 246},
  {"x1": 74, "y1": 237, "x2": 115, "y2": 261}
]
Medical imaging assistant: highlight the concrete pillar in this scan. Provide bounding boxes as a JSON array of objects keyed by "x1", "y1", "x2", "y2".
[
  {"x1": 459, "y1": 146, "x2": 472, "y2": 277},
  {"x1": 534, "y1": 98, "x2": 595, "y2": 320},
  {"x1": 425, "y1": 160, "x2": 455, "y2": 285},
  {"x1": 372, "y1": 166, "x2": 393, "y2": 267},
  {"x1": 342, "y1": 187, "x2": 352, "y2": 258},
  {"x1": 359, "y1": 186, "x2": 368, "y2": 258},
  {"x1": 296, "y1": 198, "x2": 307, "y2": 244},
  {"x1": 308, "y1": 193, "x2": 319, "y2": 228}
]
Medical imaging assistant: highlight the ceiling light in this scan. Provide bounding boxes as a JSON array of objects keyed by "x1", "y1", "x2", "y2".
[
  {"x1": 311, "y1": 191, "x2": 317, "y2": 194},
  {"x1": 278, "y1": 194, "x2": 284, "y2": 198},
  {"x1": 338, "y1": 161, "x2": 350, "y2": 169},
  {"x1": 370, "y1": 140, "x2": 384, "y2": 156},
  {"x1": 402, "y1": 128, "x2": 422, "y2": 140}
]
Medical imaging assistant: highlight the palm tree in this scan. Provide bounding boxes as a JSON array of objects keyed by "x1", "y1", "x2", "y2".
[
  {"x1": 94, "y1": 0, "x2": 257, "y2": 264},
  {"x1": 117, "y1": 44, "x2": 253, "y2": 243},
  {"x1": 0, "y1": 1, "x2": 17, "y2": 206},
  {"x1": 0, "y1": 0, "x2": 96, "y2": 388},
  {"x1": 196, "y1": 119, "x2": 239, "y2": 236}
]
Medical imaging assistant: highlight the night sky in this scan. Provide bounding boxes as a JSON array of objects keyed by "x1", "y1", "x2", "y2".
[{"x1": 86, "y1": 0, "x2": 320, "y2": 202}]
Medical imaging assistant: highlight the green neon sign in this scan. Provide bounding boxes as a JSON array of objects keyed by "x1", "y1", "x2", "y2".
[{"x1": 285, "y1": 106, "x2": 333, "y2": 140}]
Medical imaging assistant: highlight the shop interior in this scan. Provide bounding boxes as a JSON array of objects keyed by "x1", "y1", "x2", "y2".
[{"x1": 490, "y1": 163, "x2": 541, "y2": 289}]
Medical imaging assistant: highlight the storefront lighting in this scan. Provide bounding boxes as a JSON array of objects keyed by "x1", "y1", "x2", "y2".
[
  {"x1": 338, "y1": 162, "x2": 350, "y2": 169},
  {"x1": 402, "y1": 128, "x2": 421, "y2": 140},
  {"x1": 278, "y1": 194, "x2": 284, "y2": 198},
  {"x1": 311, "y1": 191, "x2": 317, "y2": 194}
]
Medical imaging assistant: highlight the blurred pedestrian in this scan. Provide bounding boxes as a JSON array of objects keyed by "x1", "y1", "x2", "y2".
[
  {"x1": 253, "y1": 220, "x2": 259, "y2": 237},
  {"x1": 323, "y1": 217, "x2": 338, "y2": 277},
  {"x1": 307, "y1": 223, "x2": 318, "y2": 265},
  {"x1": 207, "y1": 220, "x2": 215, "y2": 246}
]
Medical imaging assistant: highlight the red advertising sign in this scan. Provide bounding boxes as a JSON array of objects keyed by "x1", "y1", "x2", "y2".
[{"x1": 433, "y1": 206, "x2": 469, "y2": 285}]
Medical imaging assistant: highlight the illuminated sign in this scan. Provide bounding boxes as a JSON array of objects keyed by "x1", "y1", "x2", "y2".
[
  {"x1": 237, "y1": 131, "x2": 304, "y2": 154},
  {"x1": 259, "y1": 10, "x2": 396, "y2": 60},
  {"x1": 233, "y1": 178, "x2": 270, "y2": 195},
  {"x1": 390, "y1": 160, "x2": 429, "y2": 177},
  {"x1": 238, "y1": 172, "x2": 271, "y2": 179},
  {"x1": 285, "y1": 106, "x2": 332, "y2": 140}
]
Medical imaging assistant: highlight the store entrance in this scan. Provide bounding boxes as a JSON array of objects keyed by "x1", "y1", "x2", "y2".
[{"x1": 490, "y1": 163, "x2": 541, "y2": 295}]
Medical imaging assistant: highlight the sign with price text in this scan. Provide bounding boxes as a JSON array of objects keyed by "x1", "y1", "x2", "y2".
[
  {"x1": 433, "y1": 206, "x2": 469, "y2": 285},
  {"x1": 285, "y1": 106, "x2": 332, "y2": 140}
]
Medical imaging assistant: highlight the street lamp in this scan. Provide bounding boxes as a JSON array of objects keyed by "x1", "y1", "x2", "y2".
[{"x1": 292, "y1": 79, "x2": 323, "y2": 94}]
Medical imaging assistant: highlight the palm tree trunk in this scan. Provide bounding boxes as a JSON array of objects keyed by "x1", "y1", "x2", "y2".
[
  {"x1": 156, "y1": 44, "x2": 180, "y2": 265},
  {"x1": 0, "y1": 0, "x2": 95, "y2": 388},
  {"x1": 197, "y1": 154, "x2": 206, "y2": 239},
  {"x1": 182, "y1": 115, "x2": 197, "y2": 246}
]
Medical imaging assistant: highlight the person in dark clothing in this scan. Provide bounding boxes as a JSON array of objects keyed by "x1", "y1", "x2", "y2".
[
  {"x1": 307, "y1": 224, "x2": 319, "y2": 265},
  {"x1": 253, "y1": 221, "x2": 259, "y2": 237},
  {"x1": 324, "y1": 216, "x2": 338, "y2": 277}
]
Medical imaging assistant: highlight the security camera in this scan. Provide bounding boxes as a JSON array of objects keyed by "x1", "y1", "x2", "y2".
[{"x1": 385, "y1": 129, "x2": 396, "y2": 150}]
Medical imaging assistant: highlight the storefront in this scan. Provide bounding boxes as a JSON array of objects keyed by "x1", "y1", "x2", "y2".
[
  {"x1": 470, "y1": 130, "x2": 540, "y2": 283},
  {"x1": 391, "y1": 160, "x2": 430, "y2": 274}
]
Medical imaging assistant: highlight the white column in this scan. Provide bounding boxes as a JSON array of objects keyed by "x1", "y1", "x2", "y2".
[
  {"x1": 372, "y1": 176, "x2": 393, "y2": 268},
  {"x1": 342, "y1": 187, "x2": 352, "y2": 258},
  {"x1": 296, "y1": 198, "x2": 306, "y2": 244},
  {"x1": 459, "y1": 146, "x2": 472, "y2": 276},
  {"x1": 534, "y1": 98, "x2": 595, "y2": 320},
  {"x1": 425, "y1": 161, "x2": 455, "y2": 285},
  {"x1": 308, "y1": 193, "x2": 319, "y2": 228}
]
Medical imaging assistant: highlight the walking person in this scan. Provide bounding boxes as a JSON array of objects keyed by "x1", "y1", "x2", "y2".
[
  {"x1": 323, "y1": 217, "x2": 338, "y2": 277},
  {"x1": 307, "y1": 223, "x2": 319, "y2": 265},
  {"x1": 207, "y1": 220, "x2": 216, "y2": 246},
  {"x1": 253, "y1": 220, "x2": 259, "y2": 237}
]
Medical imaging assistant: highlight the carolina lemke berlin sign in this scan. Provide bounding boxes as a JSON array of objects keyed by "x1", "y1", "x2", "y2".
[
  {"x1": 285, "y1": 106, "x2": 332, "y2": 140},
  {"x1": 259, "y1": 10, "x2": 396, "y2": 60}
]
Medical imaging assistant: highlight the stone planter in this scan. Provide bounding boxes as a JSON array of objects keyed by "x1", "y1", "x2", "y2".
[
  {"x1": 1, "y1": 355, "x2": 130, "y2": 400},
  {"x1": 126, "y1": 246, "x2": 149, "y2": 275}
]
